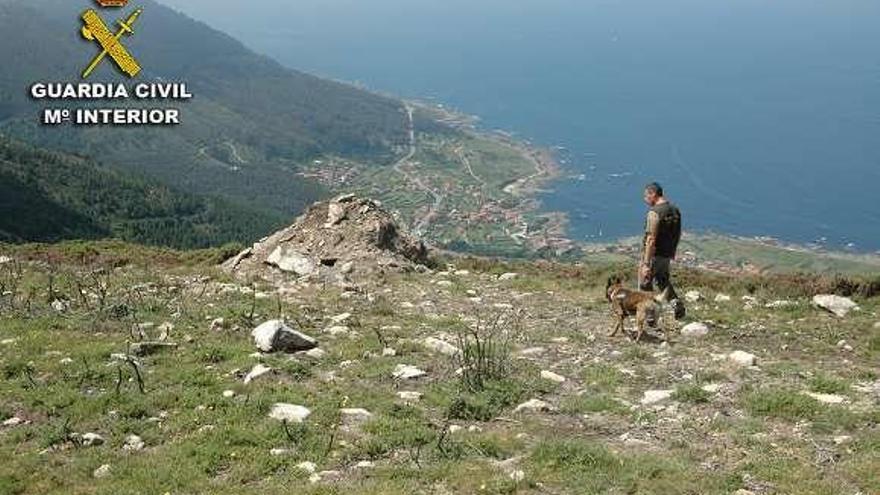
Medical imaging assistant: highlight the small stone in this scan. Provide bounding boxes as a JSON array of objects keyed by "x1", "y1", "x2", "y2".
[
  {"x1": 701, "y1": 383, "x2": 721, "y2": 393},
  {"x1": 519, "y1": 347, "x2": 546, "y2": 357},
  {"x1": 2, "y1": 417, "x2": 23, "y2": 427},
  {"x1": 60, "y1": 357, "x2": 74, "y2": 365},
  {"x1": 355, "y1": 460, "x2": 375, "y2": 469},
  {"x1": 296, "y1": 461, "x2": 317, "y2": 474},
  {"x1": 448, "y1": 425, "x2": 463, "y2": 434},
  {"x1": 422, "y1": 337, "x2": 461, "y2": 356},
  {"x1": 684, "y1": 290, "x2": 703, "y2": 303},
  {"x1": 210, "y1": 318, "x2": 225, "y2": 332},
  {"x1": 93, "y1": 464, "x2": 111, "y2": 479},
  {"x1": 540, "y1": 370, "x2": 566, "y2": 383},
  {"x1": 325, "y1": 325, "x2": 350, "y2": 336},
  {"x1": 269, "y1": 403, "x2": 311, "y2": 423},
  {"x1": 340, "y1": 408, "x2": 373, "y2": 424},
  {"x1": 514, "y1": 399, "x2": 554, "y2": 413},
  {"x1": 382, "y1": 347, "x2": 397, "y2": 357},
  {"x1": 680, "y1": 322, "x2": 710, "y2": 338},
  {"x1": 640, "y1": 390, "x2": 674, "y2": 405},
  {"x1": 804, "y1": 392, "x2": 846, "y2": 404},
  {"x1": 270, "y1": 448, "x2": 293, "y2": 456},
  {"x1": 765, "y1": 300, "x2": 796, "y2": 308},
  {"x1": 244, "y1": 364, "x2": 272, "y2": 384},
  {"x1": 714, "y1": 294, "x2": 731, "y2": 302},
  {"x1": 304, "y1": 348, "x2": 326, "y2": 359},
  {"x1": 82, "y1": 433, "x2": 105, "y2": 447},
  {"x1": 51, "y1": 299, "x2": 68, "y2": 312},
  {"x1": 329, "y1": 312, "x2": 351, "y2": 323},
  {"x1": 498, "y1": 273, "x2": 518, "y2": 281},
  {"x1": 509, "y1": 469, "x2": 525, "y2": 482},
  {"x1": 728, "y1": 350, "x2": 757, "y2": 367},
  {"x1": 222, "y1": 390, "x2": 236, "y2": 398},
  {"x1": 397, "y1": 391, "x2": 423, "y2": 402},
  {"x1": 122, "y1": 435, "x2": 144, "y2": 451},
  {"x1": 392, "y1": 364, "x2": 426, "y2": 379},
  {"x1": 833, "y1": 435, "x2": 853, "y2": 445}
]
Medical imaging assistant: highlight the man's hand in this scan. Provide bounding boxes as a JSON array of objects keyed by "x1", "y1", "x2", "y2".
[{"x1": 639, "y1": 263, "x2": 653, "y2": 285}]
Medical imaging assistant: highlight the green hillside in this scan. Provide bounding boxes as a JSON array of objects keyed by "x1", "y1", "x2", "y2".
[
  {"x1": 0, "y1": 0, "x2": 407, "y2": 217},
  {"x1": 0, "y1": 136, "x2": 285, "y2": 248}
]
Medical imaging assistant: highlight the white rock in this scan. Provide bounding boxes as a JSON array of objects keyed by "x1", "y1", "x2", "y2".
[
  {"x1": 498, "y1": 273, "x2": 518, "y2": 281},
  {"x1": 355, "y1": 460, "x2": 375, "y2": 469},
  {"x1": 509, "y1": 469, "x2": 525, "y2": 482},
  {"x1": 269, "y1": 403, "x2": 311, "y2": 423},
  {"x1": 82, "y1": 433, "x2": 105, "y2": 447},
  {"x1": 728, "y1": 350, "x2": 757, "y2": 367},
  {"x1": 833, "y1": 435, "x2": 853, "y2": 445},
  {"x1": 325, "y1": 325, "x2": 350, "y2": 336},
  {"x1": 2, "y1": 417, "x2": 23, "y2": 427},
  {"x1": 244, "y1": 364, "x2": 272, "y2": 384},
  {"x1": 296, "y1": 461, "x2": 317, "y2": 474},
  {"x1": 392, "y1": 364, "x2": 426, "y2": 379},
  {"x1": 519, "y1": 347, "x2": 546, "y2": 357},
  {"x1": 684, "y1": 290, "x2": 703, "y2": 303},
  {"x1": 701, "y1": 383, "x2": 721, "y2": 393},
  {"x1": 325, "y1": 202, "x2": 347, "y2": 226},
  {"x1": 812, "y1": 294, "x2": 859, "y2": 317},
  {"x1": 51, "y1": 299, "x2": 68, "y2": 312},
  {"x1": 680, "y1": 322, "x2": 710, "y2": 338},
  {"x1": 765, "y1": 300, "x2": 796, "y2": 309},
  {"x1": 804, "y1": 392, "x2": 846, "y2": 404},
  {"x1": 267, "y1": 246, "x2": 315, "y2": 276},
  {"x1": 304, "y1": 348, "x2": 326, "y2": 359},
  {"x1": 640, "y1": 390, "x2": 674, "y2": 405},
  {"x1": 714, "y1": 294, "x2": 731, "y2": 302},
  {"x1": 0, "y1": 256, "x2": 10, "y2": 264},
  {"x1": 874, "y1": 321, "x2": 880, "y2": 329},
  {"x1": 540, "y1": 370, "x2": 566, "y2": 383},
  {"x1": 252, "y1": 320, "x2": 317, "y2": 353},
  {"x1": 329, "y1": 313, "x2": 351, "y2": 323},
  {"x1": 340, "y1": 408, "x2": 373, "y2": 422},
  {"x1": 448, "y1": 425, "x2": 463, "y2": 434},
  {"x1": 209, "y1": 317, "x2": 225, "y2": 332},
  {"x1": 122, "y1": 435, "x2": 144, "y2": 451},
  {"x1": 339, "y1": 261, "x2": 354, "y2": 274},
  {"x1": 422, "y1": 337, "x2": 461, "y2": 356},
  {"x1": 93, "y1": 464, "x2": 112, "y2": 479},
  {"x1": 397, "y1": 391, "x2": 423, "y2": 402},
  {"x1": 270, "y1": 448, "x2": 293, "y2": 456},
  {"x1": 514, "y1": 399, "x2": 554, "y2": 413},
  {"x1": 222, "y1": 390, "x2": 236, "y2": 398},
  {"x1": 382, "y1": 347, "x2": 397, "y2": 357}
]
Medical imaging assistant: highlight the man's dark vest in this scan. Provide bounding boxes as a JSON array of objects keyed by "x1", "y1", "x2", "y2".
[{"x1": 649, "y1": 202, "x2": 681, "y2": 258}]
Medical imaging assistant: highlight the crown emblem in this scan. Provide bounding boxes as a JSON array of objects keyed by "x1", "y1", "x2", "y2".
[{"x1": 95, "y1": 0, "x2": 129, "y2": 7}]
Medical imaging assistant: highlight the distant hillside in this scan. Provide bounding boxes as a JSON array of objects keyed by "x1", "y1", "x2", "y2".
[
  {"x1": 0, "y1": 135, "x2": 285, "y2": 248},
  {"x1": 0, "y1": 0, "x2": 408, "y2": 217}
]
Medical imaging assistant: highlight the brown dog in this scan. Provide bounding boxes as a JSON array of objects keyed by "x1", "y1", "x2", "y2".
[{"x1": 605, "y1": 276, "x2": 671, "y2": 342}]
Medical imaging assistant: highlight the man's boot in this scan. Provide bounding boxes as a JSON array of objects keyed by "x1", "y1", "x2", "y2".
[{"x1": 672, "y1": 299, "x2": 686, "y2": 320}]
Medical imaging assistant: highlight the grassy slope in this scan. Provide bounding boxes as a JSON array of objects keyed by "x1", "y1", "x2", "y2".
[{"x1": 0, "y1": 242, "x2": 878, "y2": 494}]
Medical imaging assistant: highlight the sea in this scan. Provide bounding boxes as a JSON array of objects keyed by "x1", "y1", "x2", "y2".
[{"x1": 159, "y1": 0, "x2": 880, "y2": 251}]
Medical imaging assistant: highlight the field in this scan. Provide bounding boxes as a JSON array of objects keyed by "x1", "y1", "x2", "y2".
[{"x1": 1, "y1": 242, "x2": 878, "y2": 494}]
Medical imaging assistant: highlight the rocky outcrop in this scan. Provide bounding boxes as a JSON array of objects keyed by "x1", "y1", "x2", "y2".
[{"x1": 222, "y1": 194, "x2": 429, "y2": 283}]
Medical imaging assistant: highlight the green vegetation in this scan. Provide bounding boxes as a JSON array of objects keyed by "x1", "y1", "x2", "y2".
[{"x1": 0, "y1": 137, "x2": 283, "y2": 248}]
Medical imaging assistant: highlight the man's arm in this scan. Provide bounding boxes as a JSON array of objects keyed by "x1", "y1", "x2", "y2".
[{"x1": 640, "y1": 210, "x2": 659, "y2": 281}]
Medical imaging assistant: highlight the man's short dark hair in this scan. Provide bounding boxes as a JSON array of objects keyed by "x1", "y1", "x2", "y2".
[{"x1": 645, "y1": 182, "x2": 663, "y2": 196}]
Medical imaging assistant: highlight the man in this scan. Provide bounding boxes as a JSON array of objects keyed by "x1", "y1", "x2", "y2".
[{"x1": 639, "y1": 182, "x2": 686, "y2": 320}]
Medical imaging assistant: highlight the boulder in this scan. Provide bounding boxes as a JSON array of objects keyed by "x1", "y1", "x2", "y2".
[
  {"x1": 812, "y1": 294, "x2": 859, "y2": 317},
  {"x1": 252, "y1": 320, "x2": 317, "y2": 353},
  {"x1": 269, "y1": 403, "x2": 311, "y2": 423},
  {"x1": 267, "y1": 246, "x2": 315, "y2": 276}
]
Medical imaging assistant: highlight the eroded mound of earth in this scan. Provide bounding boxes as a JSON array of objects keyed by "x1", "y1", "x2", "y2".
[{"x1": 223, "y1": 194, "x2": 429, "y2": 283}]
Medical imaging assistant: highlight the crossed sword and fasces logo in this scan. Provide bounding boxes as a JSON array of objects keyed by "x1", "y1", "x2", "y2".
[{"x1": 81, "y1": 7, "x2": 143, "y2": 78}]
